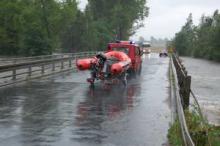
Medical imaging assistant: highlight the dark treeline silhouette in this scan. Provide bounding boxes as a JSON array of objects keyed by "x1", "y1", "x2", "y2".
[
  {"x1": 171, "y1": 10, "x2": 220, "y2": 61},
  {"x1": 0, "y1": 0, "x2": 148, "y2": 56}
]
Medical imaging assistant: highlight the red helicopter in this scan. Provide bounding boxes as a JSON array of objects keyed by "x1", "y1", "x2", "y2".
[{"x1": 76, "y1": 41, "x2": 143, "y2": 86}]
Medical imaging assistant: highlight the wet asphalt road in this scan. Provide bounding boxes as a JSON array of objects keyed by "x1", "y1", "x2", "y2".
[{"x1": 0, "y1": 54, "x2": 171, "y2": 146}]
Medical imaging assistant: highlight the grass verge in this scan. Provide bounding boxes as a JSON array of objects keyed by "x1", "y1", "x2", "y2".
[
  {"x1": 168, "y1": 119, "x2": 183, "y2": 146},
  {"x1": 168, "y1": 110, "x2": 220, "y2": 146}
]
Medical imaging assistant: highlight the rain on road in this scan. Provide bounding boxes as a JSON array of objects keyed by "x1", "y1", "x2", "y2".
[{"x1": 0, "y1": 54, "x2": 171, "y2": 146}]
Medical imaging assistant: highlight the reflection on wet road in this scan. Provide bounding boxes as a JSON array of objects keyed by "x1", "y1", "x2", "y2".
[{"x1": 0, "y1": 54, "x2": 171, "y2": 146}]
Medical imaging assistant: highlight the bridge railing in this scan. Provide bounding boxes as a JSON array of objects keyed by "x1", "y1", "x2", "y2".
[
  {"x1": 172, "y1": 54, "x2": 191, "y2": 109},
  {"x1": 171, "y1": 54, "x2": 210, "y2": 146},
  {"x1": 0, "y1": 51, "x2": 97, "y2": 66},
  {"x1": 170, "y1": 54, "x2": 195, "y2": 146},
  {"x1": 0, "y1": 51, "x2": 97, "y2": 87}
]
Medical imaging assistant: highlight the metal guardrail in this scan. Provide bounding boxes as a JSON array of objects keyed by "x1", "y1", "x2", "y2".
[
  {"x1": 172, "y1": 54, "x2": 191, "y2": 109},
  {"x1": 0, "y1": 51, "x2": 97, "y2": 87},
  {"x1": 171, "y1": 54, "x2": 212, "y2": 146},
  {"x1": 170, "y1": 55, "x2": 195, "y2": 146},
  {"x1": 0, "y1": 52, "x2": 97, "y2": 66}
]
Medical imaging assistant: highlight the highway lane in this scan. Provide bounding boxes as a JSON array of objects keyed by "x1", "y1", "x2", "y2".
[{"x1": 0, "y1": 53, "x2": 171, "y2": 146}]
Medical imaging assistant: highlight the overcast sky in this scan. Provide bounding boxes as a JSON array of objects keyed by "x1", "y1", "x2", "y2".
[{"x1": 78, "y1": 0, "x2": 219, "y2": 40}]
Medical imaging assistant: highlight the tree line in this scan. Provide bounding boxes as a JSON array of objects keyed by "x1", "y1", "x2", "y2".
[
  {"x1": 0, "y1": 0, "x2": 148, "y2": 56},
  {"x1": 171, "y1": 10, "x2": 220, "y2": 61}
]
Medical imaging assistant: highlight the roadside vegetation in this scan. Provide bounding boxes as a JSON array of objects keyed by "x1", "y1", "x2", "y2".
[
  {"x1": 0, "y1": 0, "x2": 148, "y2": 56},
  {"x1": 168, "y1": 119, "x2": 182, "y2": 146},
  {"x1": 168, "y1": 108, "x2": 220, "y2": 146},
  {"x1": 170, "y1": 10, "x2": 220, "y2": 62}
]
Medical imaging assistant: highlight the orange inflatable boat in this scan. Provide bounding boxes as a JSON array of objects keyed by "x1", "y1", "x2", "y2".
[
  {"x1": 76, "y1": 51, "x2": 131, "y2": 85},
  {"x1": 76, "y1": 51, "x2": 131, "y2": 73}
]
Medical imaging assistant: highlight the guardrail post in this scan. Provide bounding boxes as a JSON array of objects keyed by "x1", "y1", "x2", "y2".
[
  {"x1": 61, "y1": 61, "x2": 64, "y2": 69},
  {"x1": 173, "y1": 54, "x2": 191, "y2": 110},
  {"x1": 41, "y1": 64, "x2": 45, "y2": 74},
  {"x1": 52, "y1": 62, "x2": 55, "y2": 71},
  {"x1": 69, "y1": 59, "x2": 72, "y2": 68},
  {"x1": 12, "y1": 69, "x2": 16, "y2": 80},
  {"x1": 28, "y1": 66, "x2": 32, "y2": 76},
  {"x1": 183, "y1": 76, "x2": 191, "y2": 109}
]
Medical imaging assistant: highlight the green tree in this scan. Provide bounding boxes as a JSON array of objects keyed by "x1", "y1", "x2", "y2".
[
  {"x1": 173, "y1": 13, "x2": 195, "y2": 56},
  {"x1": 0, "y1": 0, "x2": 149, "y2": 56},
  {"x1": 87, "y1": 0, "x2": 149, "y2": 40},
  {"x1": 210, "y1": 10, "x2": 220, "y2": 61},
  {"x1": 0, "y1": 0, "x2": 23, "y2": 55},
  {"x1": 173, "y1": 10, "x2": 220, "y2": 62}
]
